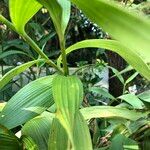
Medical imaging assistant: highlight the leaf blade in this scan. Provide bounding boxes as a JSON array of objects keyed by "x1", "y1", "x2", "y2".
[{"x1": 0, "y1": 75, "x2": 54, "y2": 129}]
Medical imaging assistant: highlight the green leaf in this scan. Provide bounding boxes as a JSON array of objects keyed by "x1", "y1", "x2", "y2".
[
  {"x1": 48, "y1": 117, "x2": 68, "y2": 150},
  {"x1": 0, "y1": 50, "x2": 30, "y2": 60},
  {"x1": 21, "y1": 136, "x2": 39, "y2": 150},
  {"x1": 90, "y1": 87, "x2": 115, "y2": 100},
  {"x1": 111, "y1": 66, "x2": 133, "y2": 79},
  {"x1": 0, "y1": 134, "x2": 22, "y2": 150},
  {"x1": 57, "y1": 39, "x2": 150, "y2": 80},
  {"x1": 38, "y1": 0, "x2": 71, "y2": 39},
  {"x1": 119, "y1": 94, "x2": 145, "y2": 109},
  {"x1": 71, "y1": 0, "x2": 150, "y2": 64},
  {"x1": 125, "y1": 72, "x2": 139, "y2": 85},
  {"x1": 109, "y1": 66, "x2": 124, "y2": 84},
  {"x1": 0, "y1": 59, "x2": 45, "y2": 90},
  {"x1": 52, "y1": 75, "x2": 83, "y2": 147},
  {"x1": 109, "y1": 134, "x2": 139, "y2": 150},
  {"x1": 73, "y1": 112, "x2": 92, "y2": 150},
  {"x1": 48, "y1": 112, "x2": 92, "y2": 150},
  {"x1": 138, "y1": 90, "x2": 150, "y2": 103},
  {"x1": 0, "y1": 75, "x2": 54, "y2": 129},
  {"x1": 22, "y1": 112, "x2": 54, "y2": 150},
  {"x1": 9, "y1": 0, "x2": 42, "y2": 33},
  {"x1": 80, "y1": 106, "x2": 147, "y2": 121}
]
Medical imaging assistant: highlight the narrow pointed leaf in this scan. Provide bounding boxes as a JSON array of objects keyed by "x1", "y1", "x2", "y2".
[
  {"x1": 57, "y1": 39, "x2": 150, "y2": 80},
  {"x1": 119, "y1": 94, "x2": 145, "y2": 109},
  {"x1": 80, "y1": 106, "x2": 148, "y2": 121},
  {"x1": 71, "y1": 0, "x2": 150, "y2": 64},
  {"x1": 0, "y1": 59, "x2": 45, "y2": 90},
  {"x1": 0, "y1": 50, "x2": 29, "y2": 60},
  {"x1": 138, "y1": 90, "x2": 150, "y2": 103},
  {"x1": 38, "y1": 0, "x2": 71, "y2": 39},
  {"x1": 125, "y1": 72, "x2": 139, "y2": 85},
  {"x1": 9, "y1": 0, "x2": 42, "y2": 33},
  {"x1": 90, "y1": 87, "x2": 115, "y2": 100},
  {"x1": 0, "y1": 75, "x2": 54, "y2": 129}
]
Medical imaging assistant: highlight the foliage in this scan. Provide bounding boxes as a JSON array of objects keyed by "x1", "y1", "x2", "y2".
[{"x1": 0, "y1": 0, "x2": 150, "y2": 150}]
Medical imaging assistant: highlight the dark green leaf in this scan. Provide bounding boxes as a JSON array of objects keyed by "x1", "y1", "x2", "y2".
[{"x1": 0, "y1": 75, "x2": 54, "y2": 129}]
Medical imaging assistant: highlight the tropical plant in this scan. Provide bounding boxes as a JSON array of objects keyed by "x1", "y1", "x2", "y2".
[{"x1": 0, "y1": 0, "x2": 150, "y2": 149}]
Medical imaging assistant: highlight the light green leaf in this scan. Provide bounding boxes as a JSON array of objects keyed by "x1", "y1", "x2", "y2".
[
  {"x1": 71, "y1": 0, "x2": 150, "y2": 64},
  {"x1": 73, "y1": 112, "x2": 92, "y2": 150},
  {"x1": 22, "y1": 136, "x2": 39, "y2": 150},
  {"x1": 0, "y1": 75, "x2": 54, "y2": 129},
  {"x1": 80, "y1": 106, "x2": 147, "y2": 121},
  {"x1": 9, "y1": 0, "x2": 42, "y2": 33},
  {"x1": 0, "y1": 103, "x2": 6, "y2": 112},
  {"x1": 48, "y1": 117, "x2": 68, "y2": 150},
  {"x1": 0, "y1": 59, "x2": 45, "y2": 90},
  {"x1": 119, "y1": 94, "x2": 145, "y2": 109},
  {"x1": 38, "y1": 0, "x2": 71, "y2": 39},
  {"x1": 57, "y1": 39, "x2": 150, "y2": 80},
  {"x1": 52, "y1": 75, "x2": 83, "y2": 147},
  {"x1": 22, "y1": 112, "x2": 54, "y2": 150},
  {"x1": 48, "y1": 112, "x2": 92, "y2": 150},
  {"x1": 138, "y1": 90, "x2": 150, "y2": 103}
]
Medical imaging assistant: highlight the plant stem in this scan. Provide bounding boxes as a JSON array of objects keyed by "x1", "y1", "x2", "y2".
[
  {"x1": 0, "y1": 14, "x2": 63, "y2": 74},
  {"x1": 23, "y1": 33, "x2": 63, "y2": 73},
  {"x1": 0, "y1": 14, "x2": 16, "y2": 31},
  {"x1": 59, "y1": 37, "x2": 69, "y2": 76}
]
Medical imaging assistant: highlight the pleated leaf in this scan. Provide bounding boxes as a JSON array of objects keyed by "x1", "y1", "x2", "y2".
[
  {"x1": 48, "y1": 117, "x2": 68, "y2": 150},
  {"x1": 71, "y1": 0, "x2": 150, "y2": 64},
  {"x1": 0, "y1": 125, "x2": 23, "y2": 149},
  {"x1": 0, "y1": 75, "x2": 54, "y2": 129},
  {"x1": 0, "y1": 133, "x2": 22, "y2": 150},
  {"x1": 48, "y1": 112, "x2": 92, "y2": 150},
  {"x1": 57, "y1": 39, "x2": 150, "y2": 80},
  {"x1": 22, "y1": 112, "x2": 54, "y2": 150},
  {"x1": 80, "y1": 106, "x2": 148, "y2": 121},
  {"x1": 9, "y1": 0, "x2": 42, "y2": 33},
  {"x1": 73, "y1": 112, "x2": 92, "y2": 150},
  {"x1": 22, "y1": 136, "x2": 39, "y2": 150},
  {"x1": 52, "y1": 75, "x2": 84, "y2": 148},
  {"x1": 0, "y1": 59, "x2": 45, "y2": 90},
  {"x1": 38, "y1": 0, "x2": 71, "y2": 39}
]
